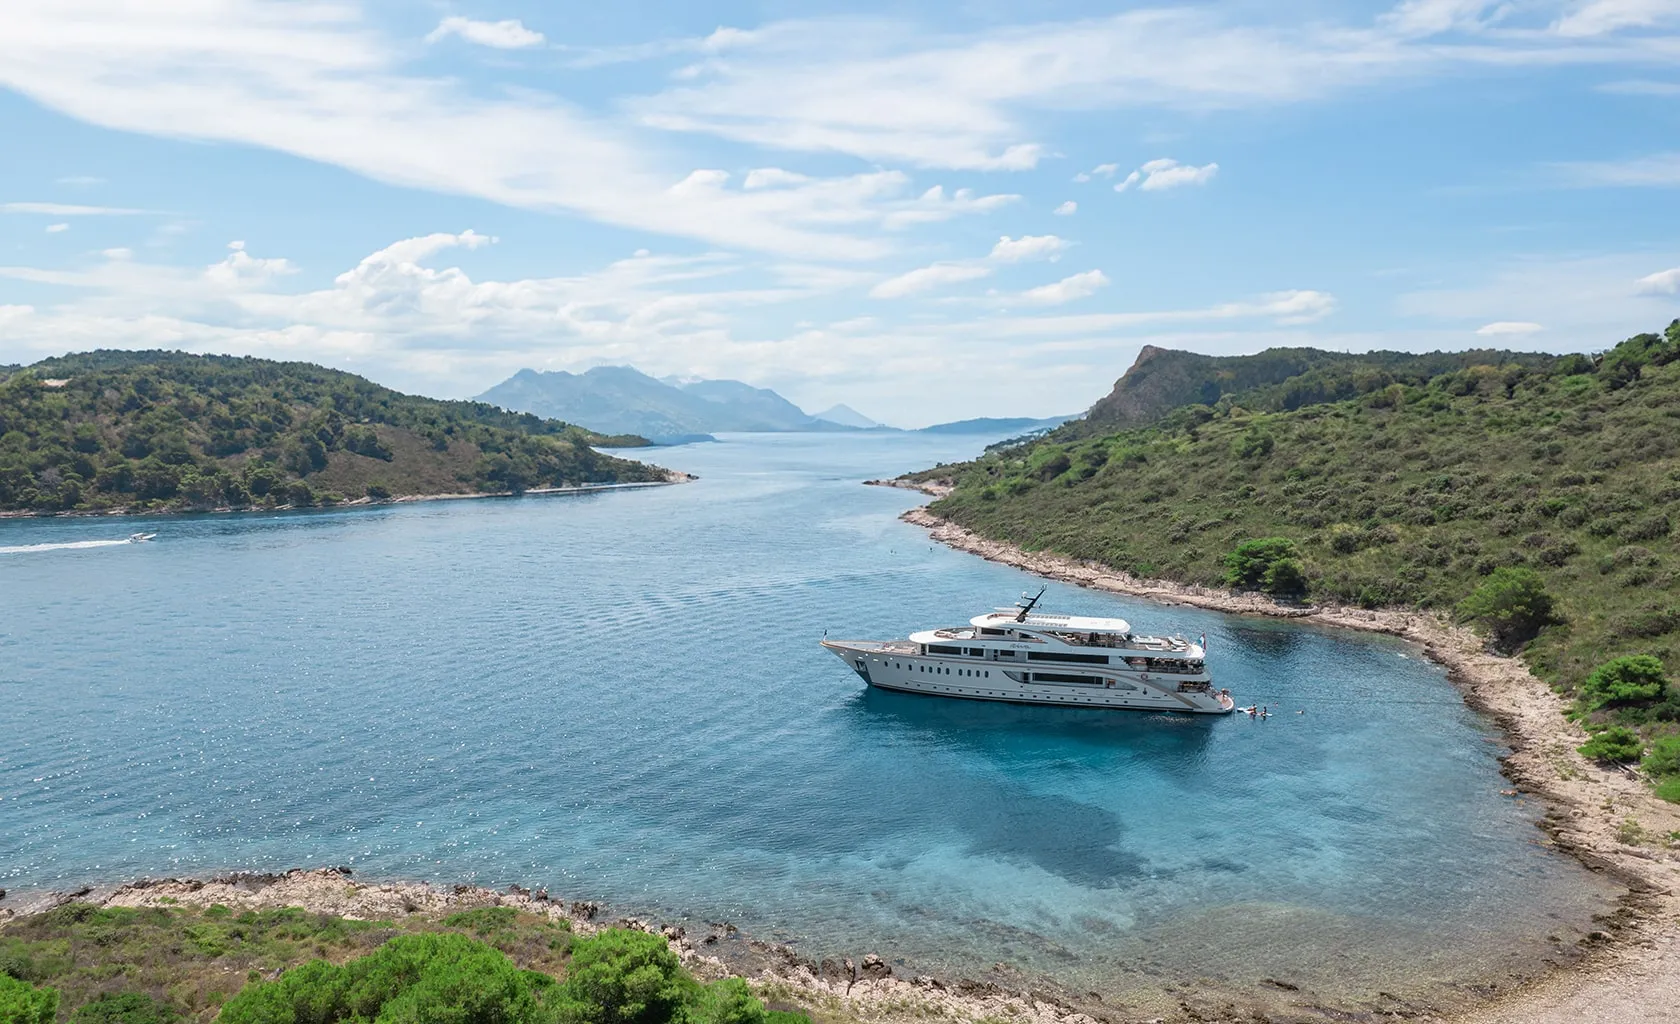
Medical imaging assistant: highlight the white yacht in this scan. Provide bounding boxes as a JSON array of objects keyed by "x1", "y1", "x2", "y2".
[{"x1": 821, "y1": 590, "x2": 1233, "y2": 714}]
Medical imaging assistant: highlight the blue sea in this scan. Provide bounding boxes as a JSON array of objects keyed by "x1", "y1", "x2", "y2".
[{"x1": 0, "y1": 432, "x2": 1618, "y2": 1012}]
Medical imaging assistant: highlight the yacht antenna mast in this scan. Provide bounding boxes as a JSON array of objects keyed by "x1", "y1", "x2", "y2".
[{"x1": 1015, "y1": 586, "x2": 1047, "y2": 622}]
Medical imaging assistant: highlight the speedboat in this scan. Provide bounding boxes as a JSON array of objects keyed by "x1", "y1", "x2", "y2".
[
  {"x1": 128, "y1": 532, "x2": 157, "y2": 543},
  {"x1": 821, "y1": 589, "x2": 1233, "y2": 713}
]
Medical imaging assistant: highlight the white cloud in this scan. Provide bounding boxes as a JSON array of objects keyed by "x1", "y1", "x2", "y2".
[
  {"x1": 55, "y1": 175, "x2": 104, "y2": 186},
  {"x1": 1238, "y1": 290, "x2": 1337, "y2": 324},
  {"x1": 1020, "y1": 270, "x2": 1110, "y2": 305},
  {"x1": 45, "y1": 223, "x2": 70, "y2": 233},
  {"x1": 0, "y1": 231, "x2": 871, "y2": 396},
  {"x1": 102, "y1": 247, "x2": 133, "y2": 260},
  {"x1": 1, "y1": 202, "x2": 147, "y2": 215},
  {"x1": 871, "y1": 234, "x2": 1069, "y2": 298},
  {"x1": 1074, "y1": 163, "x2": 1119, "y2": 183},
  {"x1": 1395, "y1": 253, "x2": 1680, "y2": 341},
  {"x1": 870, "y1": 263, "x2": 992, "y2": 299},
  {"x1": 1636, "y1": 267, "x2": 1680, "y2": 294},
  {"x1": 1115, "y1": 158, "x2": 1219, "y2": 192},
  {"x1": 626, "y1": 4, "x2": 1680, "y2": 174},
  {"x1": 203, "y1": 240, "x2": 296, "y2": 286},
  {"x1": 425, "y1": 16, "x2": 545, "y2": 49},
  {"x1": 1053, "y1": 200, "x2": 1077, "y2": 216},
  {"x1": 880, "y1": 185, "x2": 1019, "y2": 228},
  {"x1": 0, "y1": 3, "x2": 1009, "y2": 260},
  {"x1": 1476, "y1": 320, "x2": 1544, "y2": 335},
  {"x1": 988, "y1": 234, "x2": 1067, "y2": 262},
  {"x1": 743, "y1": 168, "x2": 810, "y2": 189},
  {"x1": 1553, "y1": 0, "x2": 1680, "y2": 37},
  {"x1": 1381, "y1": 0, "x2": 1507, "y2": 36}
]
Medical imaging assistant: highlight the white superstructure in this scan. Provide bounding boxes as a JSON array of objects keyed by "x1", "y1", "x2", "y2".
[{"x1": 821, "y1": 592, "x2": 1233, "y2": 714}]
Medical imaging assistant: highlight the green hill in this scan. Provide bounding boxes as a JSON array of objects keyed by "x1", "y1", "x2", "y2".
[
  {"x1": 907, "y1": 324, "x2": 1680, "y2": 797},
  {"x1": 0, "y1": 350, "x2": 667, "y2": 514}
]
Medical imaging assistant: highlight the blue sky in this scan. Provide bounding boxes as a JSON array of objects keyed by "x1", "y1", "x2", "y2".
[{"x1": 2, "y1": 0, "x2": 1679, "y2": 425}]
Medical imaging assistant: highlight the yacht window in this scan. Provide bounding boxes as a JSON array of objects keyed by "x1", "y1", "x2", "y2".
[
  {"x1": 928, "y1": 644, "x2": 964, "y2": 655},
  {"x1": 966, "y1": 647, "x2": 986, "y2": 657},
  {"x1": 1028, "y1": 651, "x2": 1109, "y2": 665},
  {"x1": 1032, "y1": 671, "x2": 1102, "y2": 685},
  {"x1": 979, "y1": 628, "x2": 1006, "y2": 636}
]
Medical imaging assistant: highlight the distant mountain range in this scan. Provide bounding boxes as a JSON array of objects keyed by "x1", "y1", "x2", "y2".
[
  {"x1": 477, "y1": 366, "x2": 1075, "y2": 443},
  {"x1": 477, "y1": 367, "x2": 845, "y2": 443}
]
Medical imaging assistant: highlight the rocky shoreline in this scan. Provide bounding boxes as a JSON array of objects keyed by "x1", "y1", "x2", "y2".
[{"x1": 897, "y1": 502, "x2": 1680, "y2": 1024}]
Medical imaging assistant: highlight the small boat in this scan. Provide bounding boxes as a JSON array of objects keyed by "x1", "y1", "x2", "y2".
[
  {"x1": 127, "y1": 532, "x2": 157, "y2": 543},
  {"x1": 821, "y1": 588, "x2": 1234, "y2": 714}
]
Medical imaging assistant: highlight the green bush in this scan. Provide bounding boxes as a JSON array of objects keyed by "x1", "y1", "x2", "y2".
[
  {"x1": 691, "y1": 978, "x2": 765, "y2": 1024},
  {"x1": 1223, "y1": 537, "x2": 1302, "y2": 591},
  {"x1": 71, "y1": 992, "x2": 179, "y2": 1024},
  {"x1": 1457, "y1": 567, "x2": 1555, "y2": 650},
  {"x1": 1578, "y1": 655, "x2": 1671, "y2": 711},
  {"x1": 440, "y1": 906, "x2": 519, "y2": 935},
  {"x1": 0, "y1": 974, "x2": 59, "y2": 1024},
  {"x1": 218, "y1": 932, "x2": 553, "y2": 1024},
  {"x1": 1656, "y1": 775, "x2": 1680, "y2": 804},
  {"x1": 0, "y1": 948, "x2": 36, "y2": 982},
  {"x1": 1644, "y1": 735, "x2": 1680, "y2": 780},
  {"x1": 1578, "y1": 726, "x2": 1644, "y2": 764},
  {"x1": 553, "y1": 930, "x2": 696, "y2": 1024},
  {"x1": 1261, "y1": 557, "x2": 1308, "y2": 596}
]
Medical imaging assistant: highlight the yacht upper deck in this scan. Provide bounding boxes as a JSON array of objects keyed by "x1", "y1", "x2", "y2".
[{"x1": 969, "y1": 610, "x2": 1132, "y2": 633}]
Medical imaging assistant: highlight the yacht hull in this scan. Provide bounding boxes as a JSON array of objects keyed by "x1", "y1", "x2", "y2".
[{"x1": 821, "y1": 640, "x2": 1232, "y2": 714}]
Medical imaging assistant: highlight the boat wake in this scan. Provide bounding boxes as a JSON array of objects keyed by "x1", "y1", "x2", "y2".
[{"x1": 0, "y1": 539, "x2": 139, "y2": 555}]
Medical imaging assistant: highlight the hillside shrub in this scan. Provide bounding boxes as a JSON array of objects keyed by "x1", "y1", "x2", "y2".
[
  {"x1": 1578, "y1": 655, "x2": 1671, "y2": 711},
  {"x1": 1223, "y1": 538, "x2": 1303, "y2": 594},
  {"x1": 1262, "y1": 558, "x2": 1309, "y2": 596},
  {"x1": 1234, "y1": 426, "x2": 1274, "y2": 459},
  {"x1": 1456, "y1": 567, "x2": 1555, "y2": 650},
  {"x1": 691, "y1": 978, "x2": 766, "y2": 1024},
  {"x1": 553, "y1": 929, "x2": 696, "y2": 1024},
  {"x1": 0, "y1": 974, "x2": 59, "y2": 1024},
  {"x1": 1644, "y1": 735, "x2": 1680, "y2": 780},
  {"x1": 1578, "y1": 726, "x2": 1644, "y2": 764},
  {"x1": 217, "y1": 932, "x2": 554, "y2": 1024},
  {"x1": 70, "y1": 992, "x2": 179, "y2": 1024}
]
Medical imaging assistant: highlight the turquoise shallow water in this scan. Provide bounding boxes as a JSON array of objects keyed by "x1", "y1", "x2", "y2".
[{"x1": 0, "y1": 432, "x2": 1618, "y2": 1011}]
